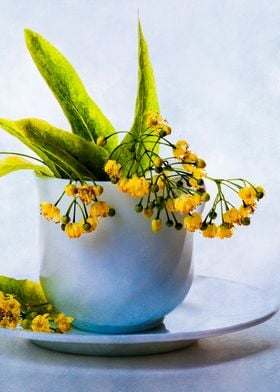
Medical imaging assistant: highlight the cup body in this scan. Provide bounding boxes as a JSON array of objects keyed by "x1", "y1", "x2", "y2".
[{"x1": 37, "y1": 177, "x2": 195, "y2": 333}]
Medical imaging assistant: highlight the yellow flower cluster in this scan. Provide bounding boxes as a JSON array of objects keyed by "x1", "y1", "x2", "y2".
[
  {"x1": 31, "y1": 312, "x2": 74, "y2": 333},
  {"x1": 62, "y1": 201, "x2": 111, "y2": 238},
  {"x1": 146, "y1": 113, "x2": 171, "y2": 136},
  {"x1": 40, "y1": 179, "x2": 116, "y2": 239},
  {"x1": 173, "y1": 140, "x2": 207, "y2": 184},
  {"x1": 117, "y1": 176, "x2": 150, "y2": 197},
  {"x1": 184, "y1": 212, "x2": 202, "y2": 232},
  {"x1": 0, "y1": 292, "x2": 21, "y2": 328},
  {"x1": 40, "y1": 202, "x2": 61, "y2": 223},
  {"x1": 102, "y1": 132, "x2": 210, "y2": 234},
  {"x1": 169, "y1": 193, "x2": 202, "y2": 215},
  {"x1": 31, "y1": 313, "x2": 51, "y2": 332},
  {"x1": 200, "y1": 185, "x2": 265, "y2": 239},
  {"x1": 173, "y1": 140, "x2": 189, "y2": 161},
  {"x1": 38, "y1": 111, "x2": 265, "y2": 240},
  {"x1": 164, "y1": 194, "x2": 205, "y2": 233},
  {"x1": 104, "y1": 160, "x2": 122, "y2": 180},
  {"x1": 239, "y1": 186, "x2": 264, "y2": 207},
  {"x1": 105, "y1": 161, "x2": 150, "y2": 198},
  {"x1": 65, "y1": 183, "x2": 104, "y2": 204},
  {"x1": 201, "y1": 223, "x2": 234, "y2": 239},
  {"x1": 0, "y1": 291, "x2": 74, "y2": 333}
]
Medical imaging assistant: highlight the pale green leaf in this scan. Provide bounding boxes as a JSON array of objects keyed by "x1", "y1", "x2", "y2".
[
  {"x1": 0, "y1": 118, "x2": 109, "y2": 180},
  {"x1": 0, "y1": 275, "x2": 47, "y2": 305},
  {"x1": 0, "y1": 118, "x2": 61, "y2": 177},
  {"x1": 114, "y1": 21, "x2": 160, "y2": 176},
  {"x1": 0, "y1": 156, "x2": 53, "y2": 177},
  {"x1": 24, "y1": 29, "x2": 118, "y2": 152}
]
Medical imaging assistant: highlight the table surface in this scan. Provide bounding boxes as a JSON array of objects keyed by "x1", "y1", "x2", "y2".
[
  {"x1": 0, "y1": 0, "x2": 280, "y2": 389},
  {"x1": 0, "y1": 282, "x2": 279, "y2": 392}
]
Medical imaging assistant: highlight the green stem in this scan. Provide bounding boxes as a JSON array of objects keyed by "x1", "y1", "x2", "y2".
[{"x1": 0, "y1": 151, "x2": 45, "y2": 164}]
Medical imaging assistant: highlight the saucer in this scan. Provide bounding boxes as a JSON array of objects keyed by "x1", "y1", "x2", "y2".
[{"x1": 0, "y1": 275, "x2": 278, "y2": 356}]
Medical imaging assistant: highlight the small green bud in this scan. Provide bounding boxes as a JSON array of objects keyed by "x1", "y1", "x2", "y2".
[
  {"x1": 159, "y1": 130, "x2": 167, "y2": 138},
  {"x1": 166, "y1": 220, "x2": 174, "y2": 227},
  {"x1": 196, "y1": 158, "x2": 206, "y2": 168},
  {"x1": 209, "y1": 210, "x2": 217, "y2": 219},
  {"x1": 134, "y1": 204, "x2": 143, "y2": 213},
  {"x1": 242, "y1": 217, "x2": 251, "y2": 226},
  {"x1": 83, "y1": 222, "x2": 92, "y2": 231},
  {"x1": 197, "y1": 179, "x2": 204, "y2": 186},
  {"x1": 61, "y1": 224, "x2": 66, "y2": 231},
  {"x1": 155, "y1": 166, "x2": 163, "y2": 173},
  {"x1": 201, "y1": 192, "x2": 210, "y2": 202},
  {"x1": 26, "y1": 311, "x2": 38, "y2": 320},
  {"x1": 256, "y1": 191, "x2": 264, "y2": 200},
  {"x1": 155, "y1": 196, "x2": 164, "y2": 208},
  {"x1": 176, "y1": 180, "x2": 183, "y2": 188},
  {"x1": 175, "y1": 222, "x2": 183, "y2": 230},
  {"x1": 45, "y1": 304, "x2": 55, "y2": 313},
  {"x1": 148, "y1": 201, "x2": 155, "y2": 210},
  {"x1": 61, "y1": 215, "x2": 70, "y2": 224},
  {"x1": 200, "y1": 222, "x2": 208, "y2": 231},
  {"x1": 150, "y1": 184, "x2": 159, "y2": 193},
  {"x1": 21, "y1": 319, "x2": 31, "y2": 329},
  {"x1": 108, "y1": 208, "x2": 116, "y2": 217},
  {"x1": 110, "y1": 177, "x2": 119, "y2": 184}
]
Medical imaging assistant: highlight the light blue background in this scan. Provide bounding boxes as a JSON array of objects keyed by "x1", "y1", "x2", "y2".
[
  {"x1": 0, "y1": 2, "x2": 280, "y2": 392},
  {"x1": 0, "y1": 0, "x2": 279, "y2": 294}
]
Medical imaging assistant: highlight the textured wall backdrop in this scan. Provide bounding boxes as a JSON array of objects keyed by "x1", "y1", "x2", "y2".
[{"x1": 0, "y1": 0, "x2": 279, "y2": 292}]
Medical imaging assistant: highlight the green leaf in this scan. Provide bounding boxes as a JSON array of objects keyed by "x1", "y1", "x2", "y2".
[
  {"x1": 24, "y1": 29, "x2": 118, "y2": 152},
  {"x1": 114, "y1": 21, "x2": 160, "y2": 176},
  {"x1": 0, "y1": 156, "x2": 53, "y2": 177},
  {"x1": 0, "y1": 118, "x2": 109, "y2": 180},
  {"x1": 0, "y1": 275, "x2": 47, "y2": 305},
  {"x1": 0, "y1": 118, "x2": 61, "y2": 177}
]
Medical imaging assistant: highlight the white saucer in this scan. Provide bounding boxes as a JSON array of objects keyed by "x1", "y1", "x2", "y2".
[{"x1": 0, "y1": 275, "x2": 278, "y2": 356}]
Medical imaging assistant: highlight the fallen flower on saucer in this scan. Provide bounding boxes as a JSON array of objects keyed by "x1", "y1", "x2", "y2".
[{"x1": 0, "y1": 276, "x2": 73, "y2": 333}]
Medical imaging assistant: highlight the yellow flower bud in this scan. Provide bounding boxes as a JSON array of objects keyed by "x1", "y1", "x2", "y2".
[
  {"x1": 201, "y1": 223, "x2": 218, "y2": 238},
  {"x1": 77, "y1": 184, "x2": 94, "y2": 204},
  {"x1": 223, "y1": 208, "x2": 240, "y2": 224},
  {"x1": 217, "y1": 224, "x2": 234, "y2": 239},
  {"x1": 173, "y1": 140, "x2": 189, "y2": 161},
  {"x1": 96, "y1": 136, "x2": 107, "y2": 146},
  {"x1": 143, "y1": 208, "x2": 153, "y2": 219},
  {"x1": 153, "y1": 156, "x2": 163, "y2": 167},
  {"x1": 126, "y1": 177, "x2": 150, "y2": 198},
  {"x1": 184, "y1": 213, "x2": 202, "y2": 232},
  {"x1": 151, "y1": 218, "x2": 162, "y2": 233},
  {"x1": 92, "y1": 185, "x2": 103, "y2": 196},
  {"x1": 196, "y1": 158, "x2": 206, "y2": 168},
  {"x1": 90, "y1": 201, "x2": 110, "y2": 218},
  {"x1": 117, "y1": 177, "x2": 129, "y2": 192},
  {"x1": 31, "y1": 314, "x2": 51, "y2": 333},
  {"x1": 104, "y1": 160, "x2": 121, "y2": 178},
  {"x1": 64, "y1": 184, "x2": 77, "y2": 196},
  {"x1": 40, "y1": 202, "x2": 61, "y2": 223},
  {"x1": 166, "y1": 198, "x2": 176, "y2": 212},
  {"x1": 238, "y1": 186, "x2": 256, "y2": 206},
  {"x1": 65, "y1": 223, "x2": 83, "y2": 238}
]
